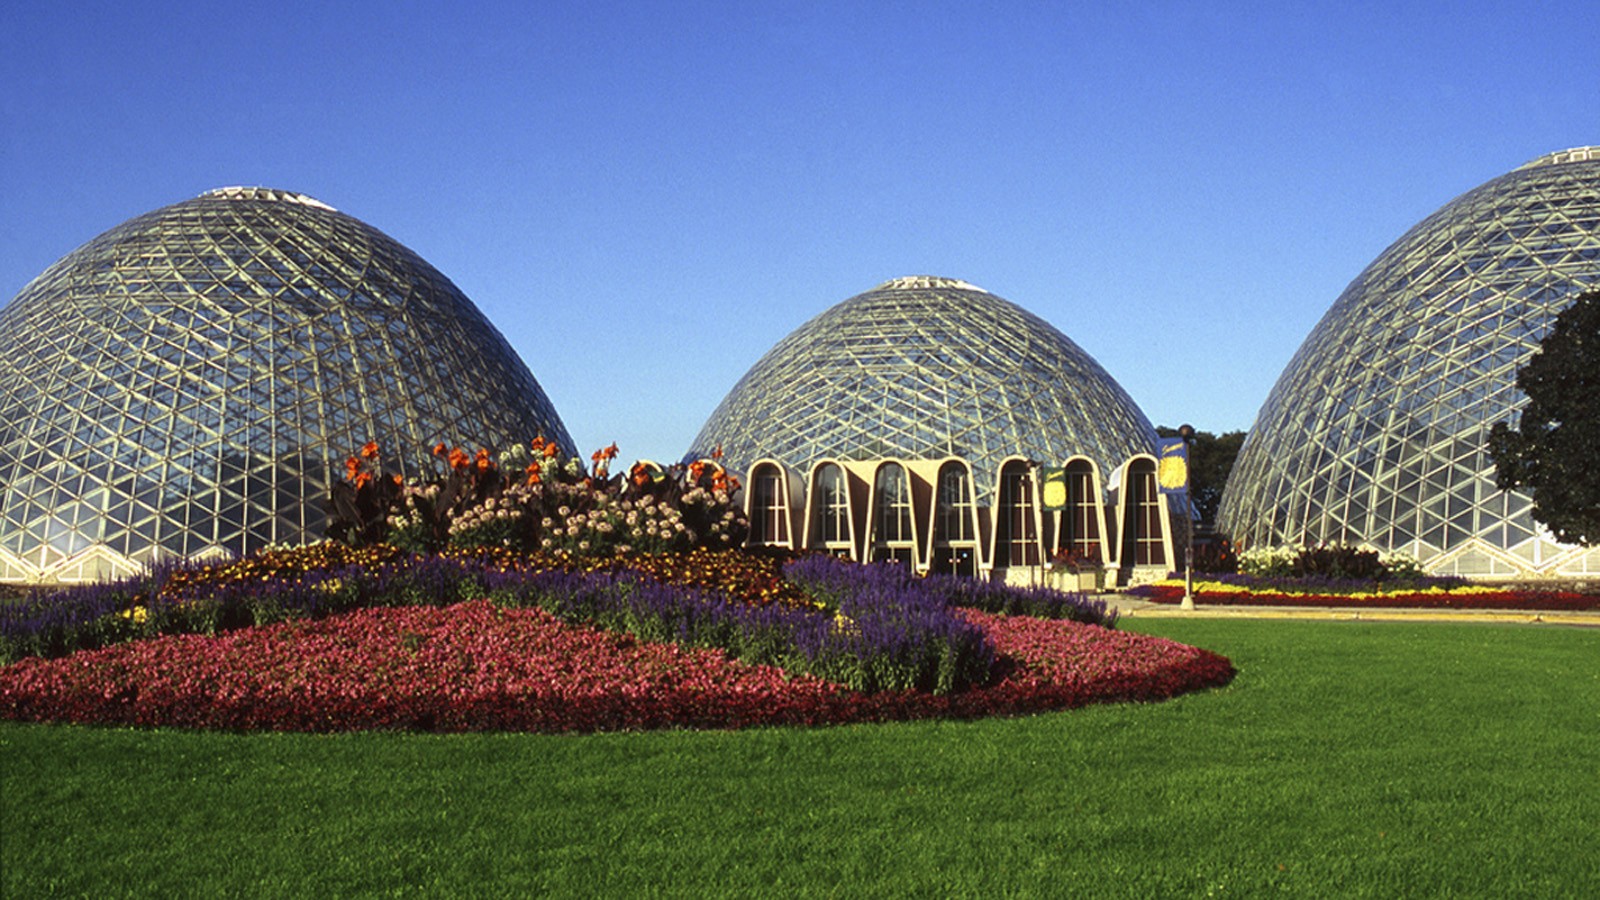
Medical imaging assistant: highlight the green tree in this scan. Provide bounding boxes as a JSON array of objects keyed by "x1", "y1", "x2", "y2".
[
  {"x1": 1154, "y1": 425, "x2": 1247, "y2": 528},
  {"x1": 1488, "y1": 289, "x2": 1600, "y2": 546}
]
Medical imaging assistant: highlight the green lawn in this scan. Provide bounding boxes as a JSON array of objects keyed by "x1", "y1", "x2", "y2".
[{"x1": 4, "y1": 619, "x2": 1597, "y2": 897}]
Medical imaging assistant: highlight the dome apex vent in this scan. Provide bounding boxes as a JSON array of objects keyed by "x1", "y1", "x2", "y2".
[{"x1": 875, "y1": 276, "x2": 989, "y2": 293}]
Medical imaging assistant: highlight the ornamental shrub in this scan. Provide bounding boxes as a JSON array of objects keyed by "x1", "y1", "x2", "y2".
[
  {"x1": 1238, "y1": 542, "x2": 1423, "y2": 582},
  {"x1": 329, "y1": 439, "x2": 748, "y2": 558}
]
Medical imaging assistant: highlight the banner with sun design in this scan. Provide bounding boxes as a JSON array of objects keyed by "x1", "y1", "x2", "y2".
[
  {"x1": 1040, "y1": 467, "x2": 1069, "y2": 510},
  {"x1": 1157, "y1": 439, "x2": 1190, "y2": 495}
]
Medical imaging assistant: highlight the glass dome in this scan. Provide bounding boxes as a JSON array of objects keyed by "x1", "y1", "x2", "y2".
[
  {"x1": 0, "y1": 187, "x2": 573, "y2": 582},
  {"x1": 690, "y1": 276, "x2": 1156, "y2": 498},
  {"x1": 1219, "y1": 149, "x2": 1600, "y2": 576}
]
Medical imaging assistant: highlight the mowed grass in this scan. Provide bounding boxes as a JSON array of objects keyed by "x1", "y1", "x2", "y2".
[{"x1": 3, "y1": 618, "x2": 1597, "y2": 897}]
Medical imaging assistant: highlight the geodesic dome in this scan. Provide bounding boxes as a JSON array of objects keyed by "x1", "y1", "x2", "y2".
[
  {"x1": 1219, "y1": 148, "x2": 1600, "y2": 577},
  {"x1": 690, "y1": 276, "x2": 1156, "y2": 497},
  {"x1": 0, "y1": 187, "x2": 573, "y2": 582}
]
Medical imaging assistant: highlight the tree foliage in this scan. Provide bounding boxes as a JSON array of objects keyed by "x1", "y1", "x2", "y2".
[
  {"x1": 1154, "y1": 426, "x2": 1247, "y2": 527},
  {"x1": 1488, "y1": 289, "x2": 1600, "y2": 546}
]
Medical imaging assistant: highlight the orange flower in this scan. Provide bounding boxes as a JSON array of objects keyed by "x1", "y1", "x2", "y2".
[
  {"x1": 530, "y1": 435, "x2": 546, "y2": 453},
  {"x1": 630, "y1": 462, "x2": 650, "y2": 487},
  {"x1": 432, "y1": 442, "x2": 448, "y2": 458},
  {"x1": 525, "y1": 460, "x2": 542, "y2": 485},
  {"x1": 360, "y1": 441, "x2": 380, "y2": 460},
  {"x1": 345, "y1": 456, "x2": 362, "y2": 481},
  {"x1": 448, "y1": 447, "x2": 470, "y2": 470},
  {"x1": 711, "y1": 444, "x2": 724, "y2": 460},
  {"x1": 544, "y1": 442, "x2": 560, "y2": 459},
  {"x1": 353, "y1": 471, "x2": 372, "y2": 489},
  {"x1": 475, "y1": 448, "x2": 493, "y2": 472},
  {"x1": 603, "y1": 442, "x2": 619, "y2": 461},
  {"x1": 689, "y1": 461, "x2": 706, "y2": 482}
]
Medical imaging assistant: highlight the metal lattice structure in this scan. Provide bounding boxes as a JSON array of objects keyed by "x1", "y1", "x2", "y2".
[
  {"x1": 1219, "y1": 148, "x2": 1600, "y2": 577},
  {"x1": 690, "y1": 276, "x2": 1156, "y2": 500},
  {"x1": 0, "y1": 187, "x2": 573, "y2": 583}
]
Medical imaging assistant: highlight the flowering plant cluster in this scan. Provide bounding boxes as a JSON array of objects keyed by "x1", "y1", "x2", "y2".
[
  {"x1": 0, "y1": 544, "x2": 475, "y2": 665},
  {"x1": 919, "y1": 571, "x2": 1118, "y2": 625},
  {"x1": 0, "y1": 598, "x2": 1232, "y2": 733},
  {"x1": 1129, "y1": 576, "x2": 1600, "y2": 611},
  {"x1": 1048, "y1": 545, "x2": 1102, "y2": 573},
  {"x1": 1, "y1": 537, "x2": 1128, "y2": 695},
  {"x1": 1236, "y1": 542, "x2": 1424, "y2": 583},
  {"x1": 330, "y1": 439, "x2": 747, "y2": 558}
]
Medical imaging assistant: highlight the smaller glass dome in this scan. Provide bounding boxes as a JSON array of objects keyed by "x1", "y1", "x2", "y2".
[{"x1": 690, "y1": 276, "x2": 1156, "y2": 497}]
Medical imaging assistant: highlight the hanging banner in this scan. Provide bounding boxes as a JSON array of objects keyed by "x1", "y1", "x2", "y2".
[
  {"x1": 1040, "y1": 467, "x2": 1069, "y2": 510},
  {"x1": 1157, "y1": 438, "x2": 1190, "y2": 495}
]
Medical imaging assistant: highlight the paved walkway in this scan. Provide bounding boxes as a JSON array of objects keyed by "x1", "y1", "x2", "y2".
[{"x1": 1097, "y1": 593, "x2": 1600, "y2": 627}]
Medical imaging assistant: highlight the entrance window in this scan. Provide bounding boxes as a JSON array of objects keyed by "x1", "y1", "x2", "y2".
[
  {"x1": 747, "y1": 464, "x2": 788, "y2": 546},
  {"x1": 811, "y1": 463, "x2": 852, "y2": 556},
  {"x1": 996, "y1": 461, "x2": 1041, "y2": 567},
  {"x1": 1064, "y1": 460, "x2": 1101, "y2": 561},
  {"x1": 931, "y1": 461, "x2": 978, "y2": 576},
  {"x1": 871, "y1": 463, "x2": 915, "y2": 565},
  {"x1": 1123, "y1": 461, "x2": 1166, "y2": 566}
]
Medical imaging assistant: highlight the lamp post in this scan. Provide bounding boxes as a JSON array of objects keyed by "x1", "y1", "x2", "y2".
[{"x1": 1179, "y1": 424, "x2": 1196, "y2": 610}]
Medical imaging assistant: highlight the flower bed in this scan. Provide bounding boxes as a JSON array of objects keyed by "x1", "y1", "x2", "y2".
[
  {"x1": 0, "y1": 542, "x2": 1233, "y2": 731},
  {"x1": 1, "y1": 546, "x2": 1117, "y2": 696},
  {"x1": 1131, "y1": 578, "x2": 1600, "y2": 611},
  {"x1": 0, "y1": 600, "x2": 1232, "y2": 732}
]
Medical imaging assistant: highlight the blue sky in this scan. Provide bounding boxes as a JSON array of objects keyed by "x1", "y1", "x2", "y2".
[{"x1": 2, "y1": 1, "x2": 1595, "y2": 465}]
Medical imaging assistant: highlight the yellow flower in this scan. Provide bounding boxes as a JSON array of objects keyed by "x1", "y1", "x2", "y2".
[
  {"x1": 119, "y1": 606, "x2": 148, "y2": 624},
  {"x1": 832, "y1": 612, "x2": 859, "y2": 636}
]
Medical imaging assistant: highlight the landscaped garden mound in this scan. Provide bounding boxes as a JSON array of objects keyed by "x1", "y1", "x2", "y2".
[
  {"x1": 0, "y1": 544, "x2": 1233, "y2": 733},
  {"x1": 0, "y1": 597, "x2": 1230, "y2": 732}
]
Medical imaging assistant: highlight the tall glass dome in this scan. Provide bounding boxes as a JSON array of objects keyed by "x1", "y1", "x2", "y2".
[
  {"x1": 1219, "y1": 148, "x2": 1600, "y2": 577},
  {"x1": 690, "y1": 276, "x2": 1156, "y2": 495},
  {"x1": 0, "y1": 187, "x2": 573, "y2": 583}
]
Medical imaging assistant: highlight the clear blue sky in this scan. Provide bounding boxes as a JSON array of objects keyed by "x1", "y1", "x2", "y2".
[{"x1": 3, "y1": 1, "x2": 1594, "y2": 465}]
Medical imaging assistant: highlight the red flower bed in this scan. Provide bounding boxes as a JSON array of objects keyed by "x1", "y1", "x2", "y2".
[
  {"x1": 1138, "y1": 583, "x2": 1600, "y2": 611},
  {"x1": 0, "y1": 601, "x2": 1232, "y2": 732}
]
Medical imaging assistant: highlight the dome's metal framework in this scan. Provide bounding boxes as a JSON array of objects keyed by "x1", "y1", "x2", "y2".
[
  {"x1": 690, "y1": 276, "x2": 1157, "y2": 501},
  {"x1": 1219, "y1": 149, "x2": 1600, "y2": 577},
  {"x1": 0, "y1": 187, "x2": 573, "y2": 582}
]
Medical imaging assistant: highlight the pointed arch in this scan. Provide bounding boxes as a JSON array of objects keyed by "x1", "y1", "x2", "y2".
[
  {"x1": 803, "y1": 459, "x2": 864, "y2": 559},
  {"x1": 865, "y1": 460, "x2": 919, "y2": 566},
  {"x1": 988, "y1": 456, "x2": 1045, "y2": 570},
  {"x1": 925, "y1": 457, "x2": 981, "y2": 576},
  {"x1": 743, "y1": 458, "x2": 803, "y2": 549},
  {"x1": 1113, "y1": 454, "x2": 1173, "y2": 573}
]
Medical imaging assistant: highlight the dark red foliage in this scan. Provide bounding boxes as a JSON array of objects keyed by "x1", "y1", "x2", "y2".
[{"x1": 0, "y1": 602, "x2": 1233, "y2": 733}]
